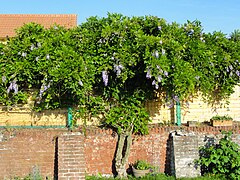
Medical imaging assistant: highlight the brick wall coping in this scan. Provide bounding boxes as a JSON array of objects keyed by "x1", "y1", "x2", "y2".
[
  {"x1": 0, "y1": 125, "x2": 239, "y2": 136},
  {"x1": 82, "y1": 124, "x2": 240, "y2": 136}
]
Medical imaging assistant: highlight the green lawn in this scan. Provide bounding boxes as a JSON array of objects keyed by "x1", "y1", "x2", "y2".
[{"x1": 86, "y1": 173, "x2": 225, "y2": 180}]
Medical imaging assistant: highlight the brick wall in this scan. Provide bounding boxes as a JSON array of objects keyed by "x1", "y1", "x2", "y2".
[
  {"x1": 0, "y1": 129, "x2": 66, "y2": 179},
  {"x1": 84, "y1": 125, "x2": 240, "y2": 176},
  {"x1": 0, "y1": 125, "x2": 239, "y2": 179},
  {"x1": 58, "y1": 132, "x2": 85, "y2": 180},
  {"x1": 170, "y1": 130, "x2": 240, "y2": 178}
]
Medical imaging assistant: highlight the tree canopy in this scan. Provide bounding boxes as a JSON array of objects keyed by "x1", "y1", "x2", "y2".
[{"x1": 0, "y1": 13, "x2": 240, "y2": 177}]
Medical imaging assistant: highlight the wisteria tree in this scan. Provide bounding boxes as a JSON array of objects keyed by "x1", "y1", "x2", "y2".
[
  {"x1": 0, "y1": 13, "x2": 239, "y2": 177},
  {"x1": 0, "y1": 23, "x2": 95, "y2": 110},
  {"x1": 74, "y1": 14, "x2": 240, "y2": 177}
]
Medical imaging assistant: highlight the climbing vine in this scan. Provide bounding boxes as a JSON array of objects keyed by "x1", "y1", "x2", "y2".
[{"x1": 0, "y1": 13, "x2": 239, "y2": 177}]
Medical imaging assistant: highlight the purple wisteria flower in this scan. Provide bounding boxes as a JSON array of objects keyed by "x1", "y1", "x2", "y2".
[
  {"x1": 157, "y1": 75, "x2": 162, "y2": 82},
  {"x1": 173, "y1": 95, "x2": 179, "y2": 102},
  {"x1": 2, "y1": 76, "x2": 6, "y2": 83},
  {"x1": 39, "y1": 82, "x2": 50, "y2": 98},
  {"x1": 152, "y1": 80, "x2": 156, "y2": 86},
  {"x1": 146, "y1": 68, "x2": 151, "y2": 79},
  {"x1": 7, "y1": 80, "x2": 18, "y2": 94},
  {"x1": 22, "y1": 52, "x2": 27, "y2": 57},
  {"x1": 114, "y1": 63, "x2": 124, "y2": 77},
  {"x1": 78, "y1": 80, "x2": 83, "y2": 86},
  {"x1": 152, "y1": 80, "x2": 159, "y2": 89},
  {"x1": 236, "y1": 70, "x2": 240, "y2": 77},
  {"x1": 102, "y1": 71, "x2": 108, "y2": 86},
  {"x1": 164, "y1": 71, "x2": 168, "y2": 77},
  {"x1": 229, "y1": 65, "x2": 233, "y2": 71}
]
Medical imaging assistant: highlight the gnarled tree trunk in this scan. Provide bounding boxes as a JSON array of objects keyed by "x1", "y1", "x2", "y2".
[{"x1": 115, "y1": 130, "x2": 133, "y2": 177}]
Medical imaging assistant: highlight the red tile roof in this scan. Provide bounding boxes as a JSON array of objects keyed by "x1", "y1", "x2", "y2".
[{"x1": 0, "y1": 14, "x2": 77, "y2": 38}]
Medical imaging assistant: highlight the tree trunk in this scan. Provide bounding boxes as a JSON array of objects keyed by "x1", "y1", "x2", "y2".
[{"x1": 115, "y1": 130, "x2": 133, "y2": 178}]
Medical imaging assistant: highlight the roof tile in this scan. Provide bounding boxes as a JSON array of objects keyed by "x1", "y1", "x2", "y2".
[{"x1": 0, "y1": 14, "x2": 77, "y2": 38}]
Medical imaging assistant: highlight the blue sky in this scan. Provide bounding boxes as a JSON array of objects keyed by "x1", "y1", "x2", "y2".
[{"x1": 1, "y1": 0, "x2": 239, "y2": 34}]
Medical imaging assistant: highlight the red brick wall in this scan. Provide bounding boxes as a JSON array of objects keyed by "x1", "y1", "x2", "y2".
[
  {"x1": 84, "y1": 127, "x2": 177, "y2": 175},
  {"x1": 0, "y1": 129, "x2": 66, "y2": 179},
  {"x1": 0, "y1": 125, "x2": 239, "y2": 179},
  {"x1": 84, "y1": 125, "x2": 240, "y2": 176},
  {"x1": 58, "y1": 132, "x2": 85, "y2": 180}
]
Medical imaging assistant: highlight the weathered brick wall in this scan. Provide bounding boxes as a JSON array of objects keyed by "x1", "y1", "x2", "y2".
[
  {"x1": 84, "y1": 128, "x2": 170, "y2": 175},
  {"x1": 85, "y1": 129, "x2": 117, "y2": 175},
  {"x1": 0, "y1": 126, "x2": 239, "y2": 179},
  {"x1": 0, "y1": 128, "x2": 66, "y2": 179},
  {"x1": 58, "y1": 132, "x2": 85, "y2": 180},
  {"x1": 84, "y1": 125, "x2": 240, "y2": 176},
  {"x1": 170, "y1": 132, "x2": 201, "y2": 178},
  {"x1": 170, "y1": 130, "x2": 240, "y2": 178}
]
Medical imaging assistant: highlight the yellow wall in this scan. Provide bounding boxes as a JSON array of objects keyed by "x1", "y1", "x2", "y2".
[
  {"x1": 146, "y1": 86, "x2": 240, "y2": 124},
  {"x1": 0, "y1": 107, "x2": 67, "y2": 126},
  {"x1": 0, "y1": 86, "x2": 239, "y2": 126}
]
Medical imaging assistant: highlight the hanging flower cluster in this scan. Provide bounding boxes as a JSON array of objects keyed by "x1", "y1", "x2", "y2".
[{"x1": 7, "y1": 80, "x2": 18, "y2": 94}]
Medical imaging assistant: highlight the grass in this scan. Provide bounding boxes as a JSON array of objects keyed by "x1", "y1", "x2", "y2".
[{"x1": 86, "y1": 173, "x2": 225, "y2": 180}]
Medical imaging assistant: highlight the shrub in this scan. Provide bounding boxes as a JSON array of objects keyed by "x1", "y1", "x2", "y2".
[
  {"x1": 210, "y1": 114, "x2": 233, "y2": 121},
  {"x1": 196, "y1": 131, "x2": 240, "y2": 179},
  {"x1": 133, "y1": 160, "x2": 155, "y2": 170}
]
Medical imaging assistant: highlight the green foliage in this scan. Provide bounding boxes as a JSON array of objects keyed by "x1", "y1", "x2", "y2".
[
  {"x1": 104, "y1": 91, "x2": 151, "y2": 134},
  {"x1": 0, "y1": 13, "x2": 240, "y2": 135},
  {"x1": 196, "y1": 131, "x2": 240, "y2": 179},
  {"x1": 0, "y1": 23, "x2": 95, "y2": 110},
  {"x1": 133, "y1": 160, "x2": 155, "y2": 170},
  {"x1": 86, "y1": 173, "x2": 223, "y2": 180},
  {"x1": 210, "y1": 114, "x2": 233, "y2": 121}
]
